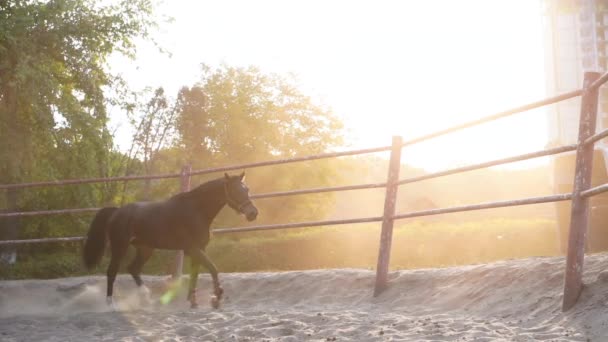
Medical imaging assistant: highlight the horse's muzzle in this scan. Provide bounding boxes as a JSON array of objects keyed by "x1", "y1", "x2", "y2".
[{"x1": 244, "y1": 204, "x2": 258, "y2": 221}]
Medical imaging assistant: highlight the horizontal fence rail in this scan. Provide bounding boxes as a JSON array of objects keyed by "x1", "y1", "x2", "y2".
[
  {"x1": 0, "y1": 207, "x2": 100, "y2": 218},
  {"x1": 0, "y1": 237, "x2": 85, "y2": 246},
  {"x1": 581, "y1": 183, "x2": 608, "y2": 198},
  {"x1": 0, "y1": 173, "x2": 183, "y2": 191},
  {"x1": 392, "y1": 193, "x2": 573, "y2": 221},
  {"x1": 398, "y1": 144, "x2": 578, "y2": 186},
  {"x1": 0, "y1": 146, "x2": 392, "y2": 191},
  {"x1": 213, "y1": 216, "x2": 385, "y2": 234},
  {"x1": 583, "y1": 127, "x2": 608, "y2": 146},
  {"x1": 251, "y1": 182, "x2": 387, "y2": 200},
  {"x1": 189, "y1": 146, "x2": 393, "y2": 177},
  {"x1": 0, "y1": 216, "x2": 385, "y2": 246},
  {"x1": 589, "y1": 72, "x2": 608, "y2": 91},
  {"x1": 0, "y1": 182, "x2": 388, "y2": 218},
  {"x1": 0, "y1": 192, "x2": 576, "y2": 246},
  {"x1": 401, "y1": 90, "x2": 583, "y2": 148}
]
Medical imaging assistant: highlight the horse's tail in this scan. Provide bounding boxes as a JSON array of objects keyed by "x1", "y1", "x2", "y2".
[{"x1": 83, "y1": 207, "x2": 118, "y2": 270}]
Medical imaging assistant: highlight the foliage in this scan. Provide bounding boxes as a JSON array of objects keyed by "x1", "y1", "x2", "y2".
[
  {"x1": 0, "y1": 0, "x2": 353, "y2": 271},
  {"x1": 175, "y1": 64, "x2": 343, "y2": 164},
  {"x1": 119, "y1": 87, "x2": 177, "y2": 201},
  {"x1": 138, "y1": 65, "x2": 346, "y2": 226},
  {"x1": 0, "y1": 0, "x2": 156, "y2": 185},
  {"x1": 0, "y1": 0, "x2": 157, "y2": 255}
]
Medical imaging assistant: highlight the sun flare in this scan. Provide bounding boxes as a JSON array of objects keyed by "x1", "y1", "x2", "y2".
[{"x1": 111, "y1": 0, "x2": 547, "y2": 171}]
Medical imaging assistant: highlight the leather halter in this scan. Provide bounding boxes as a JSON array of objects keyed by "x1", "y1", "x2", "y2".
[{"x1": 224, "y1": 181, "x2": 252, "y2": 213}]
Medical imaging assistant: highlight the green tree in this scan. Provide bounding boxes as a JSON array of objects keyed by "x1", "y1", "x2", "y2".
[
  {"x1": 119, "y1": 87, "x2": 177, "y2": 202},
  {"x1": 0, "y1": 0, "x2": 156, "y2": 257},
  {"x1": 176, "y1": 65, "x2": 343, "y2": 165},
  {"x1": 0, "y1": 0, "x2": 155, "y2": 185},
  {"x1": 171, "y1": 65, "x2": 345, "y2": 226}
]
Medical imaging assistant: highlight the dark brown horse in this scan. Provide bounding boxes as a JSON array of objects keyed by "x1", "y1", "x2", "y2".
[{"x1": 83, "y1": 172, "x2": 258, "y2": 309}]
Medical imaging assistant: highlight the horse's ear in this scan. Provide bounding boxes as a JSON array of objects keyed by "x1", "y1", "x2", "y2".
[
  {"x1": 239, "y1": 172, "x2": 245, "y2": 181},
  {"x1": 224, "y1": 173, "x2": 230, "y2": 181}
]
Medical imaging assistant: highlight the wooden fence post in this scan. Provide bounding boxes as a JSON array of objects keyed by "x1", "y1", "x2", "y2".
[
  {"x1": 172, "y1": 164, "x2": 192, "y2": 279},
  {"x1": 374, "y1": 135, "x2": 403, "y2": 296},
  {"x1": 0, "y1": 189, "x2": 19, "y2": 264},
  {"x1": 562, "y1": 71, "x2": 601, "y2": 311}
]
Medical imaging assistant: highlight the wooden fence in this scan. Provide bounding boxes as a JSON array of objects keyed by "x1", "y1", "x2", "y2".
[{"x1": 2, "y1": 71, "x2": 608, "y2": 311}]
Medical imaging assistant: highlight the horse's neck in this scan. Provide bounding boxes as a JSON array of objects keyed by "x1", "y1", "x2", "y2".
[{"x1": 190, "y1": 181, "x2": 226, "y2": 221}]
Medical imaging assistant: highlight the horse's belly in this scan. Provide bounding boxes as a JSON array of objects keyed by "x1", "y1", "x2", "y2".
[
  {"x1": 131, "y1": 235, "x2": 185, "y2": 250},
  {"x1": 131, "y1": 215, "x2": 206, "y2": 250},
  {"x1": 131, "y1": 226, "x2": 198, "y2": 250},
  {"x1": 130, "y1": 238, "x2": 180, "y2": 250}
]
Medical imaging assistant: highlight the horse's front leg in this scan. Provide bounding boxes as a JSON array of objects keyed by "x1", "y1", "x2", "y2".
[
  {"x1": 187, "y1": 256, "x2": 200, "y2": 309},
  {"x1": 190, "y1": 249, "x2": 223, "y2": 309}
]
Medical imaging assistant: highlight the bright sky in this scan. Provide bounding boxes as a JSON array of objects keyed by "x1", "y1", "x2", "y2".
[{"x1": 111, "y1": 0, "x2": 548, "y2": 172}]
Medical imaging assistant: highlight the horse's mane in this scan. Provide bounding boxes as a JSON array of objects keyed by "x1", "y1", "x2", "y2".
[
  {"x1": 192, "y1": 177, "x2": 224, "y2": 192},
  {"x1": 174, "y1": 175, "x2": 241, "y2": 202},
  {"x1": 178, "y1": 177, "x2": 223, "y2": 201}
]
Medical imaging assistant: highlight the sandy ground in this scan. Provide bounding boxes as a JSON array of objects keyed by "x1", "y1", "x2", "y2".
[{"x1": 2, "y1": 254, "x2": 608, "y2": 341}]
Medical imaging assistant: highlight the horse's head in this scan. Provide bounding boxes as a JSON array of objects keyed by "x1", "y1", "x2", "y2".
[{"x1": 223, "y1": 172, "x2": 258, "y2": 221}]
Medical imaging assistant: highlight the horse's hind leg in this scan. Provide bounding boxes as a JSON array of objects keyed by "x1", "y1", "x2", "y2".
[
  {"x1": 128, "y1": 246, "x2": 154, "y2": 303},
  {"x1": 106, "y1": 239, "x2": 129, "y2": 307},
  {"x1": 128, "y1": 246, "x2": 154, "y2": 287}
]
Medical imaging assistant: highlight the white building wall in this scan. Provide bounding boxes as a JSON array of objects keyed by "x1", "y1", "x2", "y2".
[{"x1": 544, "y1": 0, "x2": 608, "y2": 148}]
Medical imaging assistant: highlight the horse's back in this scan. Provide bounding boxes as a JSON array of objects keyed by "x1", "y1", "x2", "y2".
[{"x1": 118, "y1": 199, "x2": 205, "y2": 250}]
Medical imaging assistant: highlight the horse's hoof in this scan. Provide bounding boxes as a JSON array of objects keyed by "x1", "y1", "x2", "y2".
[
  {"x1": 215, "y1": 286, "x2": 224, "y2": 300},
  {"x1": 106, "y1": 297, "x2": 118, "y2": 311},
  {"x1": 210, "y1": 295, "x2": 220, "y2": 309},
  {"x1": 138, "y1": 286, "x2": 152, "y2": 306},
  {"x1": 190, "y1": 302, "x2": 199, "y2": 309}
]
